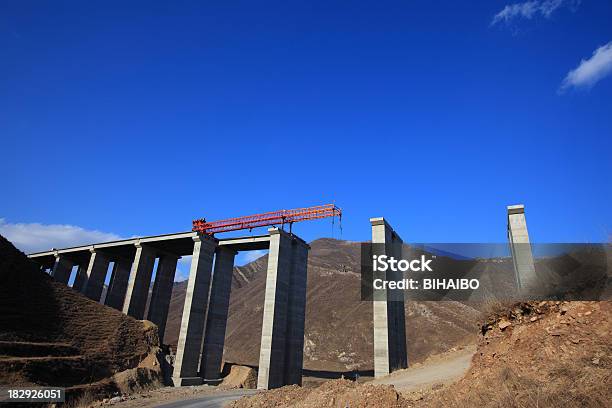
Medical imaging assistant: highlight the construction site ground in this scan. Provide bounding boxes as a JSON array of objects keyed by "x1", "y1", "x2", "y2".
[{"x1": 91, "y1": 345, "x2": 476, "y2": 408}]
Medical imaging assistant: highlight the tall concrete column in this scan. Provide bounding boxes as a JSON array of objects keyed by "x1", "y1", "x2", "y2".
[
  {"x1": 81, "y1": 250, "x2": 111, "y2": 302},
  {"x1": 257, "y1": 228, "x2": 310, "y2": 390},
  {"x1": 51, "y1": 254, "x2": 73, "y2": 285},
  {"x1": 122, "y1": 243, "x2": 156, "y2": 319},
  {"x1": 371, "y1": 217, "x2": 408, "y2": 378},
  {"x1": 282, "y1": 238, "x2": 309, "y2": 386},
  {"x1": 507, "y1": 204, "x2": 536, "y2": 294},
  {"x1": 390, "y1": 234, "x2": 407, "y2": 370},
  {"x1": 72, "y1": 262, "x2": 89, "y2": 291},
  {"x1": 105, "y1": 257, "x2": 133, "y2": 311},
  {"x1": 147, "y1": 253, "x2": 179, "y2": 344},
  {"x1": 172, "y1": 234, "x2": 217, "y2": 386},
  {"x1": 199, "y1": 247, "x2": 237, "y2": 381}
]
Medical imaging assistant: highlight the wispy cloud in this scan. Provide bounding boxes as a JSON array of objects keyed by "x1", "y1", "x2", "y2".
[
  {"x1": 559, "y1": 42, "x2": 612, "y2": 93},
  {"x1": 0, "y1": 219, "x2": 123, "y2": 254},
  {"x1": 491, "y1": 0, "x2": 579, "y2": 26}
]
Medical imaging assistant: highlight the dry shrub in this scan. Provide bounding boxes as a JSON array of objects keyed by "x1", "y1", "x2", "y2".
[
  {"x1": 425, "y1": 361, "x2": 610, "y2": 408},
  {"x1": 64, "y1": 390, "x2": 97, "y2": 408},
  {"x1": 423, "y1": 301, "x2": 611, "y2": 408}
]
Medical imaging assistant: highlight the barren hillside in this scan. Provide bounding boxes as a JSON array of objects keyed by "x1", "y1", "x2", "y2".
[
  {"x1": 415, "y1": 300, "x2": 612, "y2": 407},
  {"x1": 229, "y1": 300, "x2": 611, "y2": 408},
  {"x1": 0, "y1": 235, "x2": 165, "y2": 403}
]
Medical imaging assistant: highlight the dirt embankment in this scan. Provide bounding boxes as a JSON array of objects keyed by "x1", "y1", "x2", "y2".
[
  {"x1": 230, "y1": 379, "x2": 410, "y2": 408},
  {"x1": 0, "y1": 235, "x2": 165, "y2": 403},
  {"x1": 419, "y1": 300, "x2": 611, "y2": 407},
  {"x1": 229, "y1": 300, "x2": 610, "y2": 408}
]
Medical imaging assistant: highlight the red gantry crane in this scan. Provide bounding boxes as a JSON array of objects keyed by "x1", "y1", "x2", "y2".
[{"x1": 193, "y1": 203, "x2": 342, "y2": 235}]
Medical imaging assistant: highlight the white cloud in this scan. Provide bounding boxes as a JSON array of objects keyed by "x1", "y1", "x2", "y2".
[
  {"x1": 560, "y1": 42, "x2": 612, "y2": 92},
  {"x1": 491, "y1": 0, "x2": 579, "y2": 26},
  {"x1": 0, "y1": 218, "x2": 123, "y2": 254},
  {"x1": 492, "y1": 0, "x2": 539, "y2": 24}
]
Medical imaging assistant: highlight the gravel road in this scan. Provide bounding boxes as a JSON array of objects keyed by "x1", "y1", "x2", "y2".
[
  {"x1": 369, "y1": 345, "x2": 476, "y2": 392},
  {"x1": 156, "y1": 390, "x2": 258, "y2": 408}
]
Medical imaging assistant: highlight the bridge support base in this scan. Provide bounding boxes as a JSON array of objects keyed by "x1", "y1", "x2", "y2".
[
  {"x1": 257, "y1": 228, "x2": 309, "y2": 390},
  {"x1": 172, "y1": 235, "x2": 217, "y2": 387},
  {"x1": 371, "y1": 217, "x2": 408, "y2": 378}
]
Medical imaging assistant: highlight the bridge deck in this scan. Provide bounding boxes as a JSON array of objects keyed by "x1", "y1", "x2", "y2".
[{"x1": 28, "y1": 232, "x2": 270, "y2": 265}]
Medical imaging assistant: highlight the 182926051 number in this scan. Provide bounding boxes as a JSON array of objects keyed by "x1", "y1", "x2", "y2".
[{"x1": 4, "y1": 387, "x2": 65, "y2": 402}]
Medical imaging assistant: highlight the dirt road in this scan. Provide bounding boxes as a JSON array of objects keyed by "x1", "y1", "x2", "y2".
[
  {"x1": 369, "y1": 345, "x2": 476, "y2": 392},
  {"x1": 108, "y1": 386, "x2": 258, "y2": 408},
  {"x1": 109, "y1": 347, "x2": 475, "y2": 407},
  {"x1": 156, "y1": 390, "x2": 258, "y2": 408}
]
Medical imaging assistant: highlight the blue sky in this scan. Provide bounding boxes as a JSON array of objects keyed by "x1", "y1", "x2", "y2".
[{"x1": 1, "y1": 0, "x2": 611, "y2": 263}]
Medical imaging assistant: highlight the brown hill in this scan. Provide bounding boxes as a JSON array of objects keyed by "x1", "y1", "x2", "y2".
[
  {"x1": 229, "y1": 300, "x2": 611, "y2": 408},
  {"x1": 0, "y1": 235, "x2": 165, "y2": 402},
  {"x1": 420, "y1": 300, "x2": 611, "y2": 407},
  {"x1": 164, "y1": 238, "x2": 483, "y2": 371}
]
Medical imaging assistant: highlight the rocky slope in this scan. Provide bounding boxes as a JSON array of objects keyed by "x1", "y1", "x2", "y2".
[
  {"x1": 228, "y1": 300, "x2": 611, "y2": 408},
  {"x1": 419, "y1": 300, "x2": 611, "y2": 407}
]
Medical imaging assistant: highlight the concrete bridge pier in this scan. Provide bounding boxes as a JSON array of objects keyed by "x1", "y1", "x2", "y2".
[
  {"x1": 172, "y1": 234, "x2": 217, "y2": 386},
  {"x1": 371, "y1": 217, "x2": 408, "y2": 378},
  {"x1": 81, "y1": 250, "x2": 111, "y2": 301},
  {"x1": 122, "y1": 243, "x2": 156, "y2": 319},
  {"x1": 147, "y1": 252, "x2": 179, "y2": 343},
  {"x1": 72, "y1": 262, "x2": 89, "y2": 292},
  {"x1": 507, "y1": 204, "x2": 536, "y2": 295},
  {"x1": 199, "y1": 247, "x2": 237, "y2": 382},
  {"x1": 104, "y1": 256, "x2": 133, "y2": 310},
  {"x1": 51, "y1": 254, "x2": 74, "y2": 285},
  {"x1": 282, "y1": 234, "x2": 309, "y2": 386},
  {"x1": 257, "y1": 228, "x2": 309, "y2": 390}
]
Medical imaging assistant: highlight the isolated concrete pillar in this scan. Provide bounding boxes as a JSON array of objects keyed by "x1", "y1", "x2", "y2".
[
  {"x1": 371, "y1": 217, "x2": 408, "y2": 378},
  {"x1": 147, "y1": 253, "x2": 179, "y2": 344},
  {"x1": 81, "y1": 250, "x2": 111, "y2": 302},
  {"x1": 199, "y1": 247, "x2": 237, "y2": 381},
  {"x1": 257, "y1": 228, "x2": 309, "y2": 390},
  {"x1": 172, "y1": 234, "x2": 217, "y2": 386},
  {"x1": 51, "y1": 255, "x2": 73, "y2": 285},
  {"x1": 104, "y1": 257, "x2": 133, "y2": 311},
  {"x1": 507, "y1": 204, "x2": 536, "y2": 294},
  {"x1": 122, "y1": 243, "x2": 156, "y2": 319}
]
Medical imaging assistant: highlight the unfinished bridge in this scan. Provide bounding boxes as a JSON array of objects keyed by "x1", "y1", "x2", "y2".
[
  {"x1": 28, "y1": 203, "x2": 535, "y2": 386},
  {"x1": 28, "y1": 228, "x2": 309, "y2": 389}
]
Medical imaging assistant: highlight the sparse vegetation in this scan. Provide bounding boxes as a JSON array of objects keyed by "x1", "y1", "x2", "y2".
[
  {"x1": 0, "y1": 234, "x2": 165, "y2": 404},
  {"x1": 230, "y1": 301, "x2": 610, "y2": 407}
]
